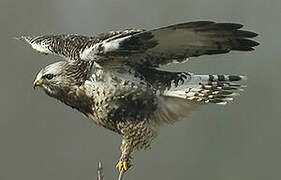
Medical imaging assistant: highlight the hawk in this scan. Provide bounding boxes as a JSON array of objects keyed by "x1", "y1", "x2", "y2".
[{"x1": 17, "y1": 21, "x2": 259, "y2": 172}]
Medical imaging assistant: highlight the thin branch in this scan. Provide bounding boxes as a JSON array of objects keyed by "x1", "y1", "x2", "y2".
[
  {"x1": 97, "y1": 161, "x2": 103, "y2": 180},
  {"x1": 118, "y1": 169, "x2": 125, "y2": 180},
  {"x1": 96, "y1": 161, "x2": 126, "y2": 180}
]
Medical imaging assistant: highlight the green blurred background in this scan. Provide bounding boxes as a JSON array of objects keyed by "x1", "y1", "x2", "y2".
[{"x1": 0, "y1": 0, "x2": 280, "y2": 179}]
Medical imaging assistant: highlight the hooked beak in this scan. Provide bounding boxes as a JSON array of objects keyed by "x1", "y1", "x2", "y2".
[{"x1": 33, "y1": 77, "x2": 42, "y2": 89}]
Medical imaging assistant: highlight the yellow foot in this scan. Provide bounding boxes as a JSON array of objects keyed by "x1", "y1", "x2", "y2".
[{"x1": 116, "y1": 160, "x2": 131, "y2": 172}]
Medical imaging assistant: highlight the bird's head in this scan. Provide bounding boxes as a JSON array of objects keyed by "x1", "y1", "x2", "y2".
[
  {"x1": 34, "y1": 60, "x2": 92, "y2": 100},
  {"x1": 33, "y1": 61, "x2": 70, "y2": 96}
]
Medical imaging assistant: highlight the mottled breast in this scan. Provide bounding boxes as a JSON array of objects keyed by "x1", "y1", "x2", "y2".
[{"x1": 83, "y1": 67, "x2": 157, "y2": 132}]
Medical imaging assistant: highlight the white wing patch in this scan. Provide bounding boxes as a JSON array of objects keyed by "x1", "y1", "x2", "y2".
[
  {"x1": 31, "y1": 42, "x2": 52, "y2": 54},
  {"x1": 102, "y1": 36, "x2": 127, "y2": 53},
  {"x1": 80, "y1": 35, "x2": 131, "y2": 60}
]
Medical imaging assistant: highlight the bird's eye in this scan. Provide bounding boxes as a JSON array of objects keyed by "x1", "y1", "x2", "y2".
[{"x1": 44, "y1": 74, "x2": 54, "y2": 80}]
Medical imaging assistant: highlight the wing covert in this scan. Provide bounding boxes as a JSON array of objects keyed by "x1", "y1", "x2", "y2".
[{"x1": 16, "y1": 29, "x2": 145, "y2": 61}]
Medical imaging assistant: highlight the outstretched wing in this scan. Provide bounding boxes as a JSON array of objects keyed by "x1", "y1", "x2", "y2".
[
  {"x1": 16, "y1": 29, "x2": 144, "y2": 61},
  {"x1": 85, "y1": 21, "x2": 259, "y2": 67},
  {"x1": 17, "y1": 21, "x2": 259, "y2": 67}
]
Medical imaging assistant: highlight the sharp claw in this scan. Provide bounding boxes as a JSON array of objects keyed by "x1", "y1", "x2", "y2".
[
  {"x1": 116, "y1": 161, "x2": 123, "y2": 172},
  {"x1": 123, "y1": 162, "x2": 128, "y2": 171},
  {"x1": 116, "y1": 161, "x2": 131, "y2": 172}
]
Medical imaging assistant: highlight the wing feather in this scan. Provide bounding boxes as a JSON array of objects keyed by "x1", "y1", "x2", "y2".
[
  {"x1": 16, "y1": 29, "x2": 144, "y2": 61},
  {"x1": 17, "y1": 21, "x2": 259, "y2": 67},
  {"x1": 90, "y1": 21, "x2": 259, "y2": 66}
]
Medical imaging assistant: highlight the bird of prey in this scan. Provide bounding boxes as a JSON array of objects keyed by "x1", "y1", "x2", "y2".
[{"x1": 17, "y1": 21, "x2": 259, "y2": 172}]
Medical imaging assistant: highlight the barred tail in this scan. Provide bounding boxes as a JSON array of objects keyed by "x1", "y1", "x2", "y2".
[{"x1": 163, "y1": 73, "x2": 247, "y2": 105}]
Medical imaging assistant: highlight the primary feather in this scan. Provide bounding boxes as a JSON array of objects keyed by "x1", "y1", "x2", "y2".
[{"x1": 94, "y1": 21, "x2": 258, "y2": 66}]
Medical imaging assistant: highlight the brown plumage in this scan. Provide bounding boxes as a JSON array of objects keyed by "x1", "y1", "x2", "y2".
[{"x1": 18, "y1": 20, "x2": 259, "y2": 172}]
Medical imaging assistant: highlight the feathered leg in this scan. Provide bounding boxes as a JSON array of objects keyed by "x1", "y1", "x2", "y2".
[
  {"x1": 116, "y1": 139, "x2": 133, "y2": 172},
  {"x1": 116, "y1": 121, "x2": 158, "y2": 172}
]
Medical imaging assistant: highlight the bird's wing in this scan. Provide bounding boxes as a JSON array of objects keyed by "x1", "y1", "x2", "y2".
[
  {"x1": 16, "y1": 29, "x2": 144, "y2": 61},
  {"x1": 16, "y1": 34, "x2": 92, "y2": 60},
  {"x1": 17, "y1": 21, "x2": 259, "y2": 67},
  {"x1": 83, "y1": 21, "x2": 259, "y2": 67}
]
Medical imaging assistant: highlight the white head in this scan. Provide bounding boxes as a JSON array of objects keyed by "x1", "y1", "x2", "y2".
[
  {"x1": 33, "y1": 61, "x2": 70, "y2": 95},
  {"x1": 34, "y1": 60, "x2": 91, "y2": 99}
]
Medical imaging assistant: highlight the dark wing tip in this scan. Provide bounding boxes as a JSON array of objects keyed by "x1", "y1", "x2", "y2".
[
  {"x1": 232, "y1": 39, "x2": 260, "y2": 51},
  {"x1": 213, "y1": 23, "x2": 244, "y2": 30},
  {"x1": 239, "y1": 38, "x2": 260, "y2": 46},
  {"x1": 235, "y1": 30, "x2": 259, "y2": 38},
  {"x1": 209, "y1": 22, "x2": 260, "y2": 51}
]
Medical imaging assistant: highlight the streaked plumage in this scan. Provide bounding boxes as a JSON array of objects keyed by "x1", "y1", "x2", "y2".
[{"x1": 18, "y1": 21, "x2": 259, "y2": 171}]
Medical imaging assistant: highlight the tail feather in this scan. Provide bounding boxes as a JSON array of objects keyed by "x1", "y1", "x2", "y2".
[{"x1": 163, "y1": 73, "x2": 247, "y2": 105}]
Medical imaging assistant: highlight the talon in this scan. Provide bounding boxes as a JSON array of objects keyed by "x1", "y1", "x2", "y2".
[
  {"x1": 116, "y1": 161, "x2": 123, "y2": 172},
  {"x1": 116, "y1": 160, "x2": 131, "y2": 172},
  {"x1": 123, "y1": 161, "x2": 129, "y2": 171}
]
